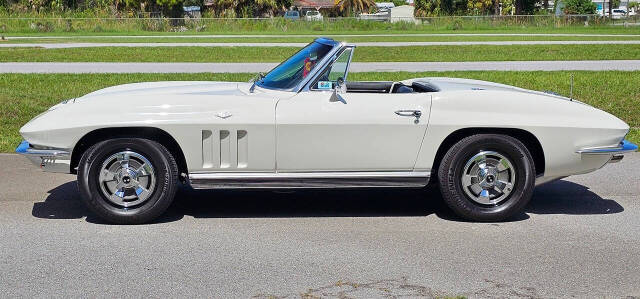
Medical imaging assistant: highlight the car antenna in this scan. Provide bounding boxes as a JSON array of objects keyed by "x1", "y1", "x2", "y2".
[{"x1": 569, "y1": 74, "x2": 574, "y2": 101}]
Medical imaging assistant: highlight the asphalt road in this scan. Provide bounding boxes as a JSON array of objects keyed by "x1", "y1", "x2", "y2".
[
  {"x1": 1, "y1": 153, "x2": 639, "y2": 298},
  {"x1": 4, "y1": 40, "x2": 640, "y2": 48},
  {"x1": 3, "y1": 60, "x2": 640, "y2": 73}
]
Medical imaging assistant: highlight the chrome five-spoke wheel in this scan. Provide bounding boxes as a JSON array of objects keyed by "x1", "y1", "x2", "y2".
[
  {"x1": 437, "y1": 134, "x2": 535, "y2": 222},
  {"x1": 461, "y1": 151, "x2": 515, "y2": 205},
  {"x1": 99, "y1": 151, "x2": 156, "y2": 208},
  {"x1": 78, "y1": 138, "x2": 178, "y2": 224}
]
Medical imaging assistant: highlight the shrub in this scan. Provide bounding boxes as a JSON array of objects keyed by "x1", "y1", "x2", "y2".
[{"x1": 563, "y1": 0, "x2": 597, "y2": 14}]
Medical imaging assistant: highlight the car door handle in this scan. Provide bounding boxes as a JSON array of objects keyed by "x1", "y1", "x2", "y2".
[{"x1": 395, "y1": 110, "x2": 422, "y2": 118}]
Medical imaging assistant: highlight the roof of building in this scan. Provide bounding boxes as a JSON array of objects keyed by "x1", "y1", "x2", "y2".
[{"x1": 293, "y1": 0, "x2": 337, "y2": 8}]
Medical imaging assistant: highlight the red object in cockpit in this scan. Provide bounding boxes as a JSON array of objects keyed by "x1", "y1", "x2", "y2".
[{"x1": 303, "y1": 57, "x2": 313, "y2": 78}]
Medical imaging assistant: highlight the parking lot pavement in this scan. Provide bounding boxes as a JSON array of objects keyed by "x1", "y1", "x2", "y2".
[{"x1": 0, "y1": 153, "x2": 639, "y2": 298}]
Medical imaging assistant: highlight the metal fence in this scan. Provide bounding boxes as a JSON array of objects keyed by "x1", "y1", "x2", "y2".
[{"x1": 0, "y1": 14, "x2": 637, "y2": 33}]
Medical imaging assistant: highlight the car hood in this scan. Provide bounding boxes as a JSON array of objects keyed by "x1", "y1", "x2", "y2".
[
  {"x1": 406, "y1": 77, "x2": 575, "y2": 101},
  {"x1": 75, "y1": 81, "x2": 248, "y2": 102}
]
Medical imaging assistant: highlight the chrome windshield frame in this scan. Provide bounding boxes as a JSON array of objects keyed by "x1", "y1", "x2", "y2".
[
  {"x1": 301, "y1": 43, "x2": 356, "y2": 92},
  {"x1": 255, "y1": 38, "x2": 343, "y2": 93}
]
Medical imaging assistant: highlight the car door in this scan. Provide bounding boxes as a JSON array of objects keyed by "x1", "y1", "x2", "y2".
[
  {"x1": 275, "y1": 48, "x2": 431, "y2": 172},
  {"x1": 182, "y1": 91, "x2": 279, "y2": 174}
]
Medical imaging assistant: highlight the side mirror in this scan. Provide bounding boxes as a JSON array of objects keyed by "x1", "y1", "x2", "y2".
[
  {"x1": 335, "y1": 77, "x2": 347, "y2": 94},
  {"x1": 330, "y1": 77, "x2": 347, "y2": 103}
]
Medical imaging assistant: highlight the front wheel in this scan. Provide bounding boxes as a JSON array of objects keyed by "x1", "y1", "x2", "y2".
[
  {"x1": 77, "y1": 138, "x2": 179, "y2": 224},
  {"x1": 437, "y1": 134, "x2": 536, "y2": 222}
]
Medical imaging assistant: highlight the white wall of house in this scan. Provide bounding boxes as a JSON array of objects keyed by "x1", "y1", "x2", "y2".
[{"x1": 594, "y1": 0, "x2": 638, "y2": 14}]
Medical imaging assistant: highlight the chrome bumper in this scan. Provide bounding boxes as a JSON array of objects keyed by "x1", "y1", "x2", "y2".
[
  {"x1": 15, "y1": 140, "x2": 71, "y2": 173},
  {"x1": 577, "y1": 139, "x2": 638, "y2": 164}
]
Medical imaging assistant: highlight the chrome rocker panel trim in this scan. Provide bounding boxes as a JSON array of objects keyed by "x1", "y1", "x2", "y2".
[
  {"x1": 577, "y1": 139, "x2": 638, "y2": 154},
  {"x1": 15, "y1": 140, "x2": 71, "y2": 173},
  {"x1": 189, "y1": 171, "x2": 430, "y2": 189}
]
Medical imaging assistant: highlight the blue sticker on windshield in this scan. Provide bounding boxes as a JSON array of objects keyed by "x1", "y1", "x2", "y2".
[{"x1": 317, "y1": 81, "x2": 332, "y2": 90}]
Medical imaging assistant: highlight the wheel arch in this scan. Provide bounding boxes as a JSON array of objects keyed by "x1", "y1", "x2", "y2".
[
  {"x1": 431, "y1": 127, "x2": 545, "y2": 178},
  {"x1": 70, "y1": 127, "x2": 188, "y2": 178}
]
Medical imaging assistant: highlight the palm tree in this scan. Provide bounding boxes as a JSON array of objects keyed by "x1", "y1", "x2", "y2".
[
  {"x1": 254, "y1": 0, "x2": 293, "y2": 16},
  {"x1": 336, "y1": 0, "x2": 377, "y2": 15}
]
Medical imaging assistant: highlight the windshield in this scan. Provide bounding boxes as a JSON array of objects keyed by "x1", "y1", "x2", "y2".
[
  {"x1": 307, "y1": 11, "x2": 319, "y2": 15},
  {"x1": 257, "y1": 41, "x2": 335, "y2": 90}
]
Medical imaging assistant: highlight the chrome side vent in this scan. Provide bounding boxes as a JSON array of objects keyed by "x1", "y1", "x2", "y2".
[
  {"x1": 201, "y1": 129, "x2": 247, "y2": 169},
  {"x1": 237, "y1": 130, "x2": 248, "y2": 168},
  {"x1": 220, "y1": 130, "x2": 231, "y2": 168},
  {"x1": 201, "y1": 130, "x2": 214, "y2": 168}
]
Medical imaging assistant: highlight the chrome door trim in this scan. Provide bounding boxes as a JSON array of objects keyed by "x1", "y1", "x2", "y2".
[
  {"x1": 343, "y1": 45, "x2": 355, "y2": 82},
  {"x1": 189, "y1": 171, "x2": 430, "y2": 189}
]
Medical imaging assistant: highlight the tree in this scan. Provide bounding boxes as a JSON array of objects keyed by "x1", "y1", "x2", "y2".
[
  {"x1": 414, "y1": 0, "x2": 440, "y2": 16},
  {"x1": 205, "y1": 0, "x2": 291, "y2": 17},
  {"x1": 466, "y1": 0, "x2": 492, "y2": 14},
  {"x1": 254, "y1": 0, "x2": 292, "y2": 16},
  {"x1": 337, "y1": 0, "x2": 376, "y2": 15},
  {"x1": 563, "y1": 0, "x2": 596, "y2": 14},
  {"x1": 500, "y1": 0, "x2": 514, "y2": 14},
  {"x1": 156, "y1": 0, "x2": 184, "y2": 17},
  {"x1": 377, "y1": 0, "x2": 406, "y2": 7},
  {"x1": 415, "y1": 0, "x2": 485, "y2": 15},
  {"x1": 608, "y1": 0, "x2": 619, "y2": 16},
  {"x1": 514, "y1": 0, "x2": 535, "y2": 14}
]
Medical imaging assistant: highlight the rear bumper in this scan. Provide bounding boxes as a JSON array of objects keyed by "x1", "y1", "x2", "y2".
[
  {"x1": 577, "y1": 140, "x2": 638, "y2": 154},
  {"x1": 15, "y1": 140, "x2": 71, "y2": 173}
]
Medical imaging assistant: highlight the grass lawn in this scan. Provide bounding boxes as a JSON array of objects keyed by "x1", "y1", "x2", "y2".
[
  {"x1": 1, "y1": 71, "x2": 638, "y2": 152},
  {"x1": 4, "y1": 25, "x2": 640, "y2": 36},
  {"x1": 5, "y1": 34, "x2": 640, "y2": 44},
  {"x1": 3, "y1": 44, "x2": 640, "y2": 62}
]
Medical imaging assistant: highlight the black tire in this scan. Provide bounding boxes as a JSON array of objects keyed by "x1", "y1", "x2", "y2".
[
  {"x1": 77, "y1": 138, "x2": 179, "y2": 224},
  {"x1": 437, "y1": 134, "x2": 535, "y2": 222}
]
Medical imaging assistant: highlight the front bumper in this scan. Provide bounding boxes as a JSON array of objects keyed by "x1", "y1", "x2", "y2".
[
  {"x1": 15, "y1": 140, "x2": 71, "y2": 173},
  {"x1": 577, "y1": 139, "x2": 638, "y2": 163}
]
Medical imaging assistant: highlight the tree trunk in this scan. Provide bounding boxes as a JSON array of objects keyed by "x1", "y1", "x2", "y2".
[
  {"x1": 543, "y1": 0, "x2": 549, "y2": 10},
  {"x1": 608, "y1": 0, "x2": 612, "y2": 17},
  {"x1": 515, "y1": 0, "x2": 523, "y2": 14},
  {"x1": 494, "y1": 0, "x2": 500, "y2": 15}
]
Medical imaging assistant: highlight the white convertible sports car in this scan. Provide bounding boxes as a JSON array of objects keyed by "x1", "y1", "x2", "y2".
[{"x1": 18, "y1": 38, "x2": 637, "y2": 224}]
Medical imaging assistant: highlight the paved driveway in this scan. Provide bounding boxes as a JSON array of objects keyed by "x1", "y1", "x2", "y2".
[{"x1": 0, "y1": 153, "x2": 639, "y2": 298}]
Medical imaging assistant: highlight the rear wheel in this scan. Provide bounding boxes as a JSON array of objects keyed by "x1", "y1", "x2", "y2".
[
  {"x1": 437, "y1": 134, "x2": 535, "y2": 221},
  {"x1": 78, "y1": 138, "x2": 178, "y2": 224}
]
